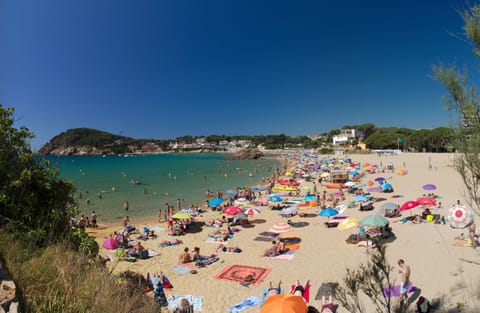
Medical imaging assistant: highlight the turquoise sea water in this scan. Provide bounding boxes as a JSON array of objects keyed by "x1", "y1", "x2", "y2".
[{"x1": 43, "y1": 154, "x2": 281, "y2": 224}]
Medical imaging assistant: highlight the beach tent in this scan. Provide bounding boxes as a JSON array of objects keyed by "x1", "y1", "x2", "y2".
[{"x1": 102, "y1": 237, "x2": 118, "y2": 250}]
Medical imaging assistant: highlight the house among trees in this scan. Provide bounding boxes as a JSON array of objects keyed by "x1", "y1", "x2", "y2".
[{"x1": 332, "y1": 129, "x2": 364, "y2": 145}]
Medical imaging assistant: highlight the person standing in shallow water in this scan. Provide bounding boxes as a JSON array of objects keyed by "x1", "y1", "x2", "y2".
[{"x1": 124, "y1": 200, "x2": 129, "y2": 211}]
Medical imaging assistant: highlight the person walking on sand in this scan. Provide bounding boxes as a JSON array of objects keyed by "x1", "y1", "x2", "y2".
[
  {"x1": 469, "y1": 218, "x2": 477, "y2": 249},
  {"x1": 398, "y1": 259, "x2": 411, "y2": 302}
]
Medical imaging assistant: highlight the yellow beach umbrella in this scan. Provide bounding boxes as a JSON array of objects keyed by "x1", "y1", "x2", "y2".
[
  {"x1": 171, "y1": 212, "x2": 192, "y2": 219},
  {"x1": 337, "y1": 217, "x2": 360, "y2": 230}
]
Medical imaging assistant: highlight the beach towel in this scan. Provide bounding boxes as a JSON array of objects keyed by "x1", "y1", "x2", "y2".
[
  {"x1": 195, "y1": 256, "x2": 219, "y2": 267},
  {"x1": 382, "y1": 282, "x2": 414, "y2": 297},
  {"x1": 171, "y1": 265, "x2": 194, "y2": 275},
  {"x1": 214, "y1": 264, "x2": 271, "y2": 286},
  {"x1": 228, "y1": 296, "x2": 261, "y2": 313},
  {"x1": 258, "y1": 231, "x2": 277, "y2": 237},
  {"x1": 147, "y1": 249, "x2": 160, "y2": 257},
  {"x1": 167, "y1": 295, "x2": 203, "y2": 312},
  {"x1": 291, "y1": 282, "x2": 311, "y2": 303},
  {"x1": 254, "y1": 236, "x2": 273, "y2": 242},
  {"x1": 265, "y1": 253, "x2": 295, "y2": 261}
]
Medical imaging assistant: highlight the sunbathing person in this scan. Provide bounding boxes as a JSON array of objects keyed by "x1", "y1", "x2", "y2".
[
  {"x1": 192, "y1": 246, "x2": 201, "y2": 261},
  {"x1": 160, "y1": 238, "x2": 183, "y2": 246},
  {"x1": 264, "y1": 240, "x2": 280, "y2": 257},
  {"x1": 267, "y1": 281, "x2": 282, "y2": 298},
  {"x1": 291, "y1": 280, "x2": 310, "y2": 303},
  {"x1": 320, "y1": 294, "x2": 337, "y2": 312},
  {"x1": 178, "y1": 247, "x2": 192, "y2": 263},
  {"x1": 359, "y1": 202, "x2": 374, "y2": 211}
]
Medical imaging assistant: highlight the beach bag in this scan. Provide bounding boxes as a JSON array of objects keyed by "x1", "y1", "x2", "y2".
[{"x1": 416, "y1": 296, "x2": 430, "y2": 313}]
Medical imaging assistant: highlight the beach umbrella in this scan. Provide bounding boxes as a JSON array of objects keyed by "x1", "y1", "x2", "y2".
[
  {"x1": 416, "y1": 197, "x2": 436, "y2": 206},
  {"x1": 400, "y1": 200, "x2": 419, "y2": 212},
  {"x1": 102, "y1": 237, "x2": 118, "y2": 250},
  {"x1": 381, "y1": 183, "x2": 393, "y2": 190},
  {"x1": 304, "y1": 195, "x2": 316, "y2": 201},
  {"x1": 233, "y1": 212, "x2": 248, "y2": 220},
  {"x1": 208, "y1": 197, "x2": 223, "y2": 207},
  {"x1": 353, "y1": 195, "x2": 369, "y2": 202},
  {"x1": 337, "y1": 217, "x2": 360, "y2": 230},
  {"x1": 422, "y1": 184, "x2": 437, "y2": 191},
  {"x1": 223, "y1": 206, "x2": 244, "y2": 215},
  {"x1": 269, "y1": 195, "x2": 283, "y2": 202},
  {"x1": 360, "y1": 215, "x2": 389, "y2": 227},
  {"x1": 234, "y1": 198, "x2": 249, "y2": 205},
  {"x1": 280, "y1": 206, "x2": 299, "y2": 216},
  {"x1": 171, "y1": 212, "x2": 192, "y2": 219},
  {"x1": 374, "y1": 177, "x2": 386, "y2": 182},
  {"x1": 270, "y1": 222, "x2": 293, "y2": 233},
  {"x1": 261, "y1": 293, "x2": 308, "y2": 313},
  {"x1": 252, "y1": 187, "x2": 268, "y2": 192},
  {"x1": 244, "y1": 207, "x2": 261, "y2": 216},
  {"x1": 449, "y1": 205, "x2": 472, "y2": 228},
  {"x1": 344, "y1": 181, "x2": 355, "y2": 187},
  {"x1": 320, "y1": 172, "x2": 330, "y2": 178},
  {"x1": 380, "y1": 202, "x2": 399, "y2": 211},
  {"x1": 367, "y1": 187, "x2": 382, "y2": 193},
  {"x1": 319, "y1": 207, "x2": 339, "y2": 217}
]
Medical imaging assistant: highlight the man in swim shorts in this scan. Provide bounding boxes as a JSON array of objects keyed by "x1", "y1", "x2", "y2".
[{"x1": 398, "y1": 259, "x2": 411, "y2": 302}]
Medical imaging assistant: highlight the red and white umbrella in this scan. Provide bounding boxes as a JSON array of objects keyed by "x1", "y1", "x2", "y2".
[
  {"x1": 448, "y1": 205, "x2": 472, "y2": 228},
  {"x1": 270, "y1": 222, "x2": 292, "y2": 233},
  {"x1": 244, "y1": 207, "x2": 261, "y2": 216}
]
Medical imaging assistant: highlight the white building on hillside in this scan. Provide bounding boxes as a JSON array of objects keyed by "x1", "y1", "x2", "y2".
[{"x1": 332, "y1": 129, "x2": 357, "y2": 146}]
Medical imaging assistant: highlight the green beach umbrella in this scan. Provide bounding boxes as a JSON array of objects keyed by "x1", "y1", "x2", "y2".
[{"x1": 360, "y1": 215, "x2": 389, "y2": 227}]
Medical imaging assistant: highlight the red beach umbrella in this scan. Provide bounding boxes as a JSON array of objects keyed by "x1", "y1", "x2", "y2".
[
  {"x1": 416, "y1": 197, "x2": 436, "y2": 206},
  {"x1": 400, "y1": 200, "x2": 419, "y2": 211},
  {"x1": 223, "y1": 206, "x2": 244, "y2": 215},
  {"x1": 400, "y1": 201, "x2": 419, "y2": 216}
]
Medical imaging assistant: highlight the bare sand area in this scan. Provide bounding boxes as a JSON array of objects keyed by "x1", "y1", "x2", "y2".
[{"x1": 91, "y1": 152, "x2": 480, "y2": 312}]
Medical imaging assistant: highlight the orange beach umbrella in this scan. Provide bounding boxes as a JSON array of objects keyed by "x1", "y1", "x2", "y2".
[{"x1": 261, "y1": 294, "x2": 308, "y2": 313}]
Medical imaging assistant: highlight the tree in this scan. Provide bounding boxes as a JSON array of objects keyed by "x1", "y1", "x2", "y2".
[
  {"x1": 333, "y1": 242, "x2": 400, "y2": 313},
  {"x1": 433, "y1": 4, "x2": 480, "y2": 216},
  {"x1": 0, "y1": 105, "x2": 76, "y2": 246}
]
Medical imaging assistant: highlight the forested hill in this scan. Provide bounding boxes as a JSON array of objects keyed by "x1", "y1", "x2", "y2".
[{"x1": 38, "y1": 128, "x2": 138, "y2": 155}]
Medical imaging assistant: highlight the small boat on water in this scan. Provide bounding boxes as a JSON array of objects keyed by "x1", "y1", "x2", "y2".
[{"x1": 130, "y1": 179, "x2": 142, "y2": 185}]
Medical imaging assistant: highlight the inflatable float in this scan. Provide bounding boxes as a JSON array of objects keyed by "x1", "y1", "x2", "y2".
[
  {"x1": 273, "y1": 186, "x2": 298, "y2": 191},
  {"x1": 277, "y1": 179, "x2": 300, "y2": 186},
  {"x1": 325, "y1": 183, "x2": 348, "y2": 189}
]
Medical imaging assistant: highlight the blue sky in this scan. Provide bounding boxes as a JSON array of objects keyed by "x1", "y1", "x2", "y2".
[{"x1": 0, "y1": 0, "x2": 476, "y2": 150}]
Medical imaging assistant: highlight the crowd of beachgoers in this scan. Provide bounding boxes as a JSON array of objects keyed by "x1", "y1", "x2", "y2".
[{"x1": 87, "y1": 151, "x2": 480, "y2": 313}]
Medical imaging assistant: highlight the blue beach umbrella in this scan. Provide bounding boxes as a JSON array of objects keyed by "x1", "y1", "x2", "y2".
[
  {"x1": 353, "y1": 195, "x2": 369, "y2": 202},
  {"x1": 381, "y1": 183, "x2": 393, "y2": 190},
  {"x1": 304, "y1": 195, "x2": 316, "y2": 201},
  {"x1": 208, "y1": 197, "x2": 223, "y2": 207},
  {"x1": 269, "y1": 195, "x2": 283, "y2": 202},
  {"x1": 319, "y1": 208, "x2": 339, "y2": 217},
  {"x1": 252, "y1": 187, "x2": 268, "y2": 192},
  {"x1": 374, "y1": 177, "x2": 386, "y2": 182}
]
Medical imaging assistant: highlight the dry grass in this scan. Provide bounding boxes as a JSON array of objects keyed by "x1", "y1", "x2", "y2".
[{"x1": 0, "y1": 232, "x2": 162, "y2": 313}]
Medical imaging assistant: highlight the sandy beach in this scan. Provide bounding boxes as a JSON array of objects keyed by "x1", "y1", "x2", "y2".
[{"x1": 90, "y1": 152, "x2": 480, "y2": 312}]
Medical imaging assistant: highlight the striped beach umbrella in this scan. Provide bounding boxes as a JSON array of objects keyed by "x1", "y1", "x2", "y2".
[{"x1": 270, "y1": 222, "x2": 292, "y2": 233}]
